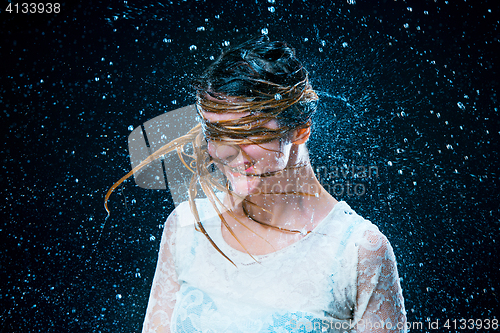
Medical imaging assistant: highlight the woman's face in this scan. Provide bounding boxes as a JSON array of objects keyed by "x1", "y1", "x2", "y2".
[{"x1": 202, "y1": 110, "x2": 293, "y2": 196}]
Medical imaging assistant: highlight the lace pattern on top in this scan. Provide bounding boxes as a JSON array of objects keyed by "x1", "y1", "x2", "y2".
[
  {"x1": 142, "y1": 200, "x2": 407, "y2": 332},
  {"x1": 353, "y1": 230, "x2": 407, "y2": 332},
  {"x1": 142, "y1": 210, "x2": 181, "y2": 333}
]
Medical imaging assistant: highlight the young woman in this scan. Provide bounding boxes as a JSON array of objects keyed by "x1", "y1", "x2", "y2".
[{"x1": 107, "y1": 35, "x2": 407, "y2": 332}]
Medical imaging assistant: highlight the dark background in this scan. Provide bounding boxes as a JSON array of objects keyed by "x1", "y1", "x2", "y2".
[{"x1": 1, "y1": 0, "x2": 498, "y2": 332}]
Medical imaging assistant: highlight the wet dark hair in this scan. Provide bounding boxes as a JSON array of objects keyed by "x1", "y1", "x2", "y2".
[{"x1": 193, "y1": 35, "x2": 318, "y2": 130}]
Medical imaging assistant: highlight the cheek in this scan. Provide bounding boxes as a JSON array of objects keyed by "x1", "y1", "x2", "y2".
[
  {"x1": 207, "y1": 142, "x2": 216, "y2": 156},
  {"x1": 207, "y1": 142, "x2": 239, "y2": 162}
]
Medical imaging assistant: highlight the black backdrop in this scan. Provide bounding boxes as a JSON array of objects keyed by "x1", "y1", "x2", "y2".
[{"x1": 1, "y1": 0, "x2": 499, "y2": 332}]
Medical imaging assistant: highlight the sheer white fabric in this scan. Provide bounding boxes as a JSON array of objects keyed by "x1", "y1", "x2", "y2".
[
  {"x1": 142, "y1": 199, "x2": 407, "y2": 333},
  {"x1": 142, "y1": 209, "x2": 180, "y2": 332}
]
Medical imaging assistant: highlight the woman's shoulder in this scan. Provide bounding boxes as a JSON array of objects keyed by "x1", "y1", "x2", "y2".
[
  {"x1": 165, "y1": 200, "x2": 192, "y2": 227},
  {"x1": 165, "y1": 197, "x2": 219, "y2": 228},
  {"x1": 326, "y1": 201, "x2": 387, "y2": 247}
]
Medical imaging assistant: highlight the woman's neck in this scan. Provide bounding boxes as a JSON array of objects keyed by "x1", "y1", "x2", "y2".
[
  {"x1": 223, "y1": 144, "x2": 337, "y2": 229},
  {"x1": 245, "y1": 163, "x2": 325, "y2": 225}
]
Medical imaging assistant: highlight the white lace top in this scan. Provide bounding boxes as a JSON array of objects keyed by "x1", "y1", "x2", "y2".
[{"x1": 142, "y1": 199, "x2": 407, "y2": 332}]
